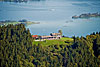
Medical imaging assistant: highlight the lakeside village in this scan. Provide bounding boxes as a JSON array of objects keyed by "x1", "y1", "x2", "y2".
[
  {"x1": 72, "y1": 12, "x2": 100, "y2": 19},
  {"x1": 0, "y1": 19, "x2": 40, "y2": 26},
  {"x1": 32, "y1": 30, "x2": 63, "y2": 41}
]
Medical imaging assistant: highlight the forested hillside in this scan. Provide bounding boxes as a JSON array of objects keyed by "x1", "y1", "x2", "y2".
[
  {"x1": 0, "y1": 24, "x2": 34, "y2": 67},
  {"x1": 0, "y1": 24, "x2": 100, "y2": 67}
]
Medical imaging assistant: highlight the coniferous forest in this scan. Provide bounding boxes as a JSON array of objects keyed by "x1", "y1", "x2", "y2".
[{"x1": 0, "y1": 24, "x2": 100, "y2": 67}]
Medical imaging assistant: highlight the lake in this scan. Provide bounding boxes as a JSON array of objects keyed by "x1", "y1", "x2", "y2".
[{"x1": 0, "y1": 0, "x2": 100, "y2": 37}]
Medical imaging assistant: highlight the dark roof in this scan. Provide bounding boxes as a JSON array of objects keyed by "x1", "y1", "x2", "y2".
[{"x1": 51, "y1": 33, "x2": 61, "y2": 36}]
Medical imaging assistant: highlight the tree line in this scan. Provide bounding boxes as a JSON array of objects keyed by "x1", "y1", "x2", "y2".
[{"x1": 0, "y1": 24, "x2": 100, "y2": 67}]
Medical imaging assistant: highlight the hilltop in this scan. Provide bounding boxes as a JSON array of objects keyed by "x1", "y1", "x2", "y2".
[{"x1": 0, "y1": 24, "x2": 100, "y2": 67}]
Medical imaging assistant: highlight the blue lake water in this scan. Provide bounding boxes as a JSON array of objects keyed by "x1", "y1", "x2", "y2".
[{"x1": 0, "y1": 0, "x2": 100, "y2": 37}]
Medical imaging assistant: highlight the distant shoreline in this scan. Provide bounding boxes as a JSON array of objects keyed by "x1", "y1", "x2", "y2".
[
  {"x1": 72, "y1": 12, "x2": 100, "y2": 19},
  {"x1": 0, "y1": 19, "x2": 40, "y2": 26}
]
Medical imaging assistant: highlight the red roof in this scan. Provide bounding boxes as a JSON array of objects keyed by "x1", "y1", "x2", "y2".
[{"x1": 32, "y1": 35, "x2": 38, "y2": 38}]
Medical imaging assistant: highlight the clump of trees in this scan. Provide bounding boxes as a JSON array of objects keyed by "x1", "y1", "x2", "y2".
[
  {"x1": 58, "y1": 29, "x2": 63, "y2": 36},
  {"x1": 0, "y1": 24, "x2": 100, "y2": 67}
]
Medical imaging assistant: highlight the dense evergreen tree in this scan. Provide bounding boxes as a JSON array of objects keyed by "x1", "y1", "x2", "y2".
[
  {"x1": 0, "y1": 24, "x2": 34, "y2": 67},
  {"x1": 93, "y1": 35, "x2": 100, "y2": 57}
]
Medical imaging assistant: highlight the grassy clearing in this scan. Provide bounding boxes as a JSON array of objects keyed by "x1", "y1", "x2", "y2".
[
  {"x1": 32, "y1": 37, "x2": 73, "y2": 46},
  {"x1": 60, "y1": 37, "x2": 73, "y2": 41}
]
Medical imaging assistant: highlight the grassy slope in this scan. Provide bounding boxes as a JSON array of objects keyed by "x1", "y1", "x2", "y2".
[{"x1": 33, "y1": 37, "x2": 73, "y2": 46}]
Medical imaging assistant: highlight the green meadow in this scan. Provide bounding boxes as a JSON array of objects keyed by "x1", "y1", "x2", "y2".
[{"x1": 33, "y1": 37, "x2": 73, "y2": 46}]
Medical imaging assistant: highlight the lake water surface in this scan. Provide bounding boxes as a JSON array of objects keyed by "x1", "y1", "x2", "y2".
[{"x1": 0, "y1": 0, "x2": 100, "y2": 37}]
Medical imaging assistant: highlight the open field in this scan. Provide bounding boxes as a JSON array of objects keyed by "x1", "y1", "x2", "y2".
[{"x1": 32, "y1": 37, "x2": 73, "y2": 46}]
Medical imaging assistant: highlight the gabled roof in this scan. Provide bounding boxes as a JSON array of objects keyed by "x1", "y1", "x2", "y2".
[{"x1": 32, "y1": 35, "x2": 38, "y2": 38}]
